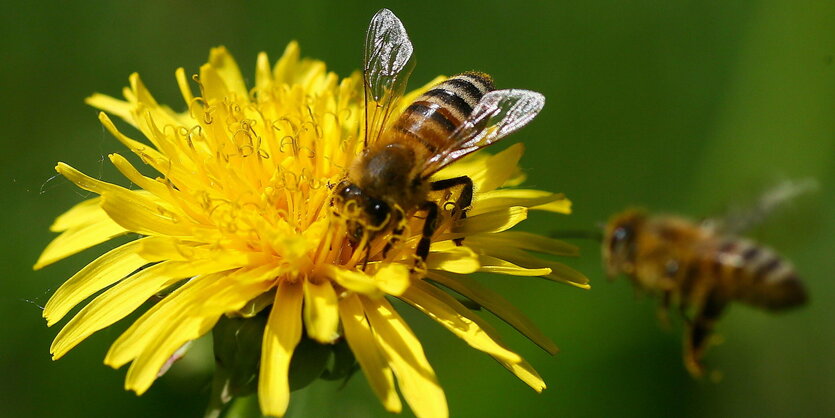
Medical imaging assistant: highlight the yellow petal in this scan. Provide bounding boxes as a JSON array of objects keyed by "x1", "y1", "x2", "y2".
[
  {"x1": 406, "y1": 279, "x2": 548, "y2": 393},
  {"x1": 494, "y1": 248, "x2": 590, "y2": 288},
  {"x1": 201, "y1": 52, "x2": 240, "y2": 103},
  {"x1": 208, "y1": 46, "x2": 248, "y2": 98},
  {"x1": 255, "y1": 52, "x2": 273, "y2": 93},
  {"x1": 126, "y1": 316, "x2": 216, "y2": 393},
  {"x1": 124, "y1": 267, "x2": 275, "y2": 394},
  {"x1": 476, "y1": 143, "x2": 525, "y2": 192},
  {"x1": 453, "y1": 206, "x2": 527, "y2": 235},
  {"x1": 34, "y1": 215, "x2": 127, "y2": 270},
  {"x1": 49, "y1": 197, "x2": 105, "y2": 232},
  {"x1": 400, "y1": 280, "x2": 522, "y2": 363},
  {"x1": 466, "y1": 231, "x2": 579, "y2": 257},
  {"x1": 273, "y1": 41, "x2": 300, "y2": 85},
  {"x1": 174, "y1": 67, "x2": 194, "y2": 105},
  {"x1": 108, "y1": 153, "x2": 171, "y2": 198},
  {"x1": 326, "y1": 266, "x2": 381, "y2": 297},
  {"x1": 85, "y1": 93, "x2": 133, "y2": 124},
  {"x1": 126, "y1": 74, "x2": 186, "y2": 154},
  {"x1": 43, "y1": 239, "x2": 148, "y2": 326},
  {"x1": 128, "y1": 72, "x2": 161, "y2": 109},
  {"x1": 326, "y1": 263, "x2": 410, "y2": 298},
  {"x1": 107, "y1": 154, "x2": 209, "y2": 232},
  {"x1": 259, "y1": 281, "x2": 303, "y2": 417},
  {"x1": 55, "y1": 163, "x2": 164, "y2": 208},
  {"x1": 425, "y1": 242, "x2": 480, "y2": 274},
  {"x1": 533, "y1": 197, "x2": 572, "y2": 214},
  {"x1": 100, "y1": 192, "x2": 191, "y2": 237},
  {"x1": 51, "y1": 260, "x2": 225, "y2": 360},
  {"x1": 338, "y1": 294, "x2": 402, "y2": 413},
  {"x1": 96, "y1": 113, "x2": 173, "y2": 176},
  {"x1": 435, "y1": 143, "x2": 524, "y2": 193},
  {"x1": 103, "y1": 271, "x2": 215, "y2": 368},
  {"x1": 103, "y1": 263, "x2": 265, "y2": 369},
  {"x1": 500, "y1": 358, "x2": 546, "y2": 393},
  {"x1": 371, "y1": 263, "x2": 411, "y2": 296},
  {"x1": 51, "y1": 165, "x2": 189, "y2": 237},
  {"x1": 544, "y1": 262, "x2": 591, "y2": 289},
  {"x1": 303, "y1": 279, "x2": 339, "y2": 343},
  {"x1": 362, "y1": 297, "x2": 448, "y2": 418},
  {"x1": 478, "y1": 255, "x2": 551, "y2": 276},
  {"x1": 134, "y1": 237, "x2": 259, "y2": 266},
  {"x1": 426, "y1": 271, "x2": 558, "y2": 355},
  {"x1": 471, "y1": 189, "x2": 571, "y2": 216}
]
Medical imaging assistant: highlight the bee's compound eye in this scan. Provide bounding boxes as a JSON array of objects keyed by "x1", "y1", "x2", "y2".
[
  {"x1": 613, "y1": 226, "x2": 630, "y2": 242},
  {"x1": 610, "y1": 225, "x2": 635, "y2": 258},
  {"x1": 367, "y1": 200, "x2": 391, "y2": 227},
  {"x1": 337, "y1": 182, "x2": 362, "y2": 200}
]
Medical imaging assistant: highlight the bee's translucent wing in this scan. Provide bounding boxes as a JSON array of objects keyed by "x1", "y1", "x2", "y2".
[
  {"x1": 363, "y1": 9, "x2": 415, "y2": 148},
  {"x1": 420, "y1": 89, "x2": 545, "y2": 178},
  {"x1": 701, "y1": 178, "x2": 818, "y2": 234}
]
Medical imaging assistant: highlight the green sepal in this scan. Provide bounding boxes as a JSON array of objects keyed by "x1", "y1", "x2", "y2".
[
  {"x1": 320, "y1": 337, "x2": 359, "y2": 383},
  {"x1": 287, "y1": 335, "x2": 331, "y2": 391},
  {"x1": 205, "y1": 307, "x2": 363, "y2": 417}
]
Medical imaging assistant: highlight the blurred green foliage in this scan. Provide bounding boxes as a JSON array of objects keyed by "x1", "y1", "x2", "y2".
[{"x1": 2, "y1": 1, "x2": 833, "y2": 417}]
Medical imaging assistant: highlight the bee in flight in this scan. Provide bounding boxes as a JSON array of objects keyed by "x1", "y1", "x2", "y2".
[
  {"x1": 333, "y1": 9, "x2": 545, "y2": 264},
  {"x1": 602, "y1": 183, "x2": 811, "y2": 377}
]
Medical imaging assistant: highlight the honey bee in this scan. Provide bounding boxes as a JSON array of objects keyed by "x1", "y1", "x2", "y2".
[
  {"x1": 333, "y1": 9, "x2": 545, "y2": 262},
  {"x1": 602, "y1": 204, "x2": 809, "y2": 377}
]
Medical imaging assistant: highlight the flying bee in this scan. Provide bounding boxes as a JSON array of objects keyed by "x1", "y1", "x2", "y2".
[
  {"x1": 333, "y1": 9, "x2": 545, "y2": 263},
  {"x1": 602, "y1": 199, "x2": 809, "y2": 377}
]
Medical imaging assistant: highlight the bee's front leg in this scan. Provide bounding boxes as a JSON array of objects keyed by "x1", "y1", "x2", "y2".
[
  {"x1": 683, "y1": 292, "x2": 726, "y2": 378},
  {"x1": 657, "y1": 260, "x2": 680, "y2": 329},
  {"x1": 382, "y1": 224, "x2": 406, "y2": 259},
  {"x1": 415, "y1": 201, "x2": 440, "y2": 266}
]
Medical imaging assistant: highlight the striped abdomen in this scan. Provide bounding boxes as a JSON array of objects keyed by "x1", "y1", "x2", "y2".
[
  {"x1": 390, "y1": 72, "x2": 494, "y2": 155},
  {"x1": 698, "y1": 238, "x2": 807, "y2": 311}
]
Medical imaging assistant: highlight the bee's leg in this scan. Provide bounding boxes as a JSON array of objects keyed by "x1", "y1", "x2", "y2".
[
  {"x1": 657, "y1": 290, "x2": 672, "y2": 330},
  {"x1": 415, "y1": 201, "x2": 440, "y2": 264},
  {"x1": 382, "y1": 224, "x2": 406, "y2": 259},
  {"x1": 683, "y1": 292, "x2": 726, "y2": 378},
  {"x1": 362, "y1": 246, "x2": 371, "y2": 271},
  {"x1": 658, "y1": 260, "x2": 680, "y2": 329},
  {"x1": 430, "y1": 175, "x2": 473, "y2": 246},
  {"x1": 430, "y1": 175, "x2": 474, "y2": 215}
]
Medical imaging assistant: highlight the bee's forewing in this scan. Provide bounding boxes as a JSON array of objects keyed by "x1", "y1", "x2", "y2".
[
  {"x1": 363, "y1": 9, "x2": 415, "y2": 147},
  {"x1": 421, "y1": 89, "x2": 545, "y2": 177}
]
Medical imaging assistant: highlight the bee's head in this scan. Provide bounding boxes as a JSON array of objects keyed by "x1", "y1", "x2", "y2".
[
  {"x1": 333, "y1": 180, "x2": 393, "y2": 242},
  {"x1": 602, "y1": 210, "x2": 646, "y2": 278}
]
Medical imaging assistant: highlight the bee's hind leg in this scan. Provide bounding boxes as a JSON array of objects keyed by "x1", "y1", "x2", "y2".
[
  {"x1": 430, "y1": 175, "x2": 473, "y2": 246},
  {"x1": 684, "y1": 292, "x2": 726, "y2": 378}
]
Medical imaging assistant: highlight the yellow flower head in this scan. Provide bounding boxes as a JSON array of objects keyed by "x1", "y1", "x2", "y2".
[{"x1": 36, "y1": 40, "x2": 587, "y2": 417}]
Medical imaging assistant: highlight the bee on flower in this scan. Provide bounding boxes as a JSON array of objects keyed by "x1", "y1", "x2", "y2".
[{"x1": 36, "y1": 9, "x2": 587, "y2": 418}]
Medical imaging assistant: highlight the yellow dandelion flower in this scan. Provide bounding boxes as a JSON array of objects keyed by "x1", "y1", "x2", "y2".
[{"x1": 36, "y1": 15, "x2": 587, "y2": 418}]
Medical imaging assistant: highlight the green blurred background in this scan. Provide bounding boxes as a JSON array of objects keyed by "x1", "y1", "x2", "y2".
[{"x1": 2, "y1": 1, "x2": 833, "y2": 416}]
